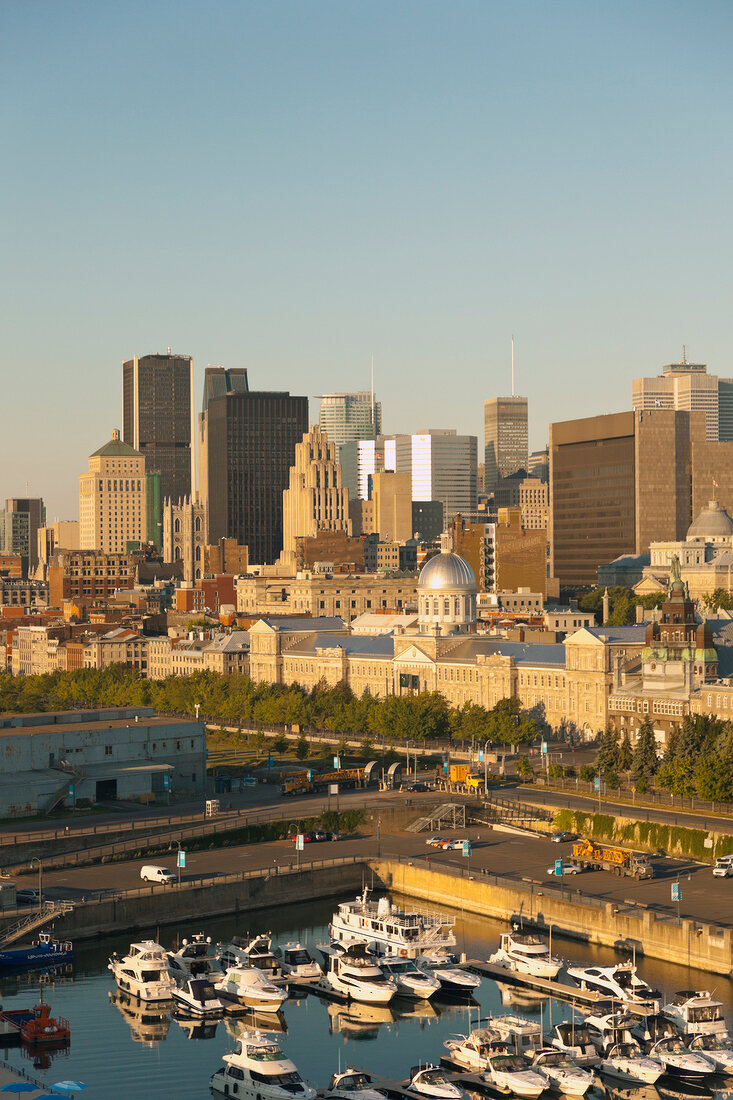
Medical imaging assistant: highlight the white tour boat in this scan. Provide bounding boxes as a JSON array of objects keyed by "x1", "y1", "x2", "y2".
[
  {"x1": 486, "y1": 1044, "x2": 547, "y2": 1098},
  {"x1": 489, "y1": 932, "x2": 562, "y2": 980},
  {"x1": 325, "y1": 1069, "x2": 388, "y2": 1100},
  {"x1": 689, "y1": 1033, "x2": 733, "y2": 1073},
  {"x1": 526, "y1": 1048, "x2": 594, "y2": 1095},
  {"x1": 108, "y1": 940, "x2": 177, "y2": 1002},
  {"x1": 407, "y1": 1065, "x2": 467, "y2": 1100},
  {"x1": 444, "y1": 1027, "x2": 500, "y2": 1071},
  {"x1": 218, "y1": 933, "x2": 286, "y2": 985},
  {"x1": 662, "y1": 990, "x2": 728, "y2": 1038},
  {"x1": 273, "y1": 942, "x2": 322, "y2": 982},
  {"x1": 550, "y1": 1022, "x2": 600, "y2": 1066},
  {"x1": 210, "y1": 1030, "x2": 316, "y2": 1100},
  {"x1": 648, "y1": 1036, "x2": 716, "y2": 1079},
  {"x1": 418, "y1": 949, "x2": 481, "y2": 996},
  {"x1": 330, "y1": 888, "x2": 456, "y2": 959},
  {"x1": 167, "y1": 932, "x2": 218, "y2": 981},
  {"x1": 215, "y1": 966, "x2": 288, "y2": 1012},
  {"x1": 599, "y1": 1042, "x2": 664, "y2": 1085},
  {"x1": 566, "y1": 962, "x2": 660, "y2": 1006},
  {"x1": 379, "y1": 957, "x2": 441, "y2": 1000},
  {"x1": 171, "y1": 976, "x2": 224, "y2": 1017},
  {"x1": 321, "y1": 942, "x2": 397, "y2": 1005}
]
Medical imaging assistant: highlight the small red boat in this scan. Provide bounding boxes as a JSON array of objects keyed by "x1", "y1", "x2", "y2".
[{"x1": 19, "y1": 1003, "x2": 70, "y2": 1047}]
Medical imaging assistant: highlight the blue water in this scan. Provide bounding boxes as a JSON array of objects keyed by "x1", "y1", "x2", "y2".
[{"x1": 1, "y1": 897, "x2": 730, "y2": 1099}]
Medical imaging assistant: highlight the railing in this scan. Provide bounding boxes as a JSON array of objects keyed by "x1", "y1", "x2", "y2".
[
  {"x1": 0, "y1": 899, "x2": 75, "y2": 947},
  {"x1": 531, "y1": 776, "x2": 733, "y2": 821}
]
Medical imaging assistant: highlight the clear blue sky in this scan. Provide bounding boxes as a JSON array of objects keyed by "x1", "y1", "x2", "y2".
[{"x1": 3, "y1": 0, "x2": 732, "y2": 518}]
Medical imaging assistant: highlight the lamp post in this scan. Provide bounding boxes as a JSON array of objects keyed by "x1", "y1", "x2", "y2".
[
  {"x1": 170, "y1": 839, "x2": 182, "y2": 885},
  {"x1": 405, "y1": 739, "x2": 414, "y2": 784},
  {"x1": 377, "y1": 817, "x2": 382, "y2": 858},
  {"x1": 30, "y1": 858, "x2": 42, "y2": 912},
  {"x1": 483, "y1": 739, "x2": 492, "y2": 794}
]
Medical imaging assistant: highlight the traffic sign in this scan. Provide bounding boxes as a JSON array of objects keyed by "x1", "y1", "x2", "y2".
[
  {"x1": 296, "y1": 834, "x2": 305, "y2": 851},
  {"x1": 671, "y1": 882, "x2": 680, "y2": 901},
  {"x1": 177, "y1": 850, "x2": 186, "y2": 868},
  {"x1": 333, "y1": 756, "x2": 341, "y2": 770},
  {"x1": 541, "y1": 741, "x2": 548, "y2": 755},
  {"x1": 555, "y1": 858, "x2": 563, "y2": 876},
  {"x1": 462, "y1": 841, "x2": 471, "y2": 857},
  {"x1": 594, "y1": 776, "x2": 600, "y2": 791},
  {"x1": 478, "y1": 749, "x2": 484, "y2": 762}
]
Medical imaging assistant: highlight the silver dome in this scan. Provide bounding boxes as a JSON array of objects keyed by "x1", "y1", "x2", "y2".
[
  {"x1": 686, "y1": 499, "x2": 733, "y2": 540},
  {"x1": 418, "y1": 551, "x2": 476, "y2": 591}
]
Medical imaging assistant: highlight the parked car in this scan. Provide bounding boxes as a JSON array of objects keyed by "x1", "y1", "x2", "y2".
[
  {"x1": 140, "y1": 864, "x2": 177, "y2": 884},
  {"x1": 425, "y1": 836, "x2": 447, "y2": 847},
  {"x1": 15, "y1": 889, "x2": 41, "y2": 905},
  {"x1": 440, "y1": 838, "x2": 469, "y2": 850},
  {"x1": 551, "y1": 831, "x2": 579, "y2": 843},
  {"x1": 326, "y1": 831, "x2": 343, "y2": 841},
  {"x1": 401, "y1": 781, "x2": 428, "y2": 792},
  {"x1": 547, "y1": 861, "x2": 582, "y2": 875},
  {"x1": 713, "y1": 856, "x2": 733, "y2": 878}
]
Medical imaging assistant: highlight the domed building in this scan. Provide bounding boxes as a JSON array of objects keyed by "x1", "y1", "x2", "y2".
[
  {"x1": 417, "y1": 547, "x2": 477, "y2": 635},
  {"x1": 638, "y1": 499, "x2": 733, "y2": 601},
  {"x1": 686, "y1": 499, "x2": 733, "y2": 543}
]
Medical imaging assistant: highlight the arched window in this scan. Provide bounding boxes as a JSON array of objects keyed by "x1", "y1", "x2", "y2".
[
  {"x1": 195, "y1": 546, "x2": 201, "y2": 561},
  {"x1": 174, "y1": 518, "x2": 180, "y2": 534},
  {"x1": 195, "y1": 516, "x2": 201, "y2": 533}
]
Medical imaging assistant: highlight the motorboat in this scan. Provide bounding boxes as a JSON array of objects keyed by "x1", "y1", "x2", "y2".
[
  {"x1": 325, "y1": 1069, "x2": 388, "y2": 1100},
  {"x1": 584, "y1": 1010, "x2": 640, "y2": 1056},
  {"x1": 108, "y1": 989, "x2": 170, "y2": 1045},
  {"x1": 599, "y1": 1042, "x2": 664, "y2": 1085},
  {"x1": 326, "y1": 1001, "x2": 395, "y2": 1038},
  {"x1": 321, "y1": 942, "x2": 396, "y2": 1005},
  {"x1": 167, "y1": 932, "x2": 219, "y2": 981},
  {"x1": 218, "y1": 934, "x2": 286, "y2": 985},
  {"x1": 489, "y1": 932, "x2": 562, "y2": 980},
  {"x1": 330, "y1": 887, "x2": 456, "y2": 959},
  {"x1": 566, "y1": 962, "x2": 660, "y2": 1007},
  {"x1": 444, "y1": 1027, "x2": 500, "y2": 1071},
  {"x1": 689, "y1": 1034, "x2": 733, "y2": 1073},
  {"x1": 273, "y1": 942, "x2": 322, "y2": 982},
  {"x1": 215, "y1": 966, "x2": 288, "y2": 1012},
  {"x1": 649, "y1": 1036, "x2": 716, "y2": 1079},
  {"x1": 526, "y1": 1048, "x2": 594, "y2": 1095},
  {"x1": 0, "y1": 932, "x2": 74, "y2": 970},
  {"x1": 486, "y1": 1043, "x2": 547, "y2": 1098},
  {"x1": 108, "y1": 940, "x2": 177, "y2": 1002},
  {"x1": 171, "y1": 977, "x2": 224, "y2": 1017},
  {"x1": 489, "y1": 1014, "x2": 544, "y2": 1056},
  {"x1": 630, "y1": 1011, "x2": 679, "y2": 1049},
  {"x1": 379, "y1": 957, "x2": 440, "y2": 1000},
  {"x1": 210, "y1": 1029, "x2": 316, "y2": 1099},
  {"x1": 407, "y1": 1065, "x2": 467, "y2": 1100},
  {"x1": 663, "y1": 990, "x2": 728, "y2": 1038},
  {"x1": 550, "y1": 1021, "x2": 600, "y2": 1066},
  {"x1": 418, "y1": 949, "x2": 481, "y2": 996},
  {"x1": 19, "y1": 1002, "x2": 70, "y2": 1049}
]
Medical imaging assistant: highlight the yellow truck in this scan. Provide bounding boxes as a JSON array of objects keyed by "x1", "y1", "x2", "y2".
[
  {"x1": 572, "y1": 839, "x2": 654, "y2": 879},
  {"x1": 448, "y1": 764, "x2": 482, "y2": 789}
]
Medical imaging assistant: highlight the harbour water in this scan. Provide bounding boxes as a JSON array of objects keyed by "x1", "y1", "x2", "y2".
[{"x1": 2, "y1": 894, "x2": 732, "y2": 1099}]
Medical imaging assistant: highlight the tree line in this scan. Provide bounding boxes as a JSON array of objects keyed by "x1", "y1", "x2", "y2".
[{"x1": 0, "y1": 667, "x2": 546, "y2": 746}]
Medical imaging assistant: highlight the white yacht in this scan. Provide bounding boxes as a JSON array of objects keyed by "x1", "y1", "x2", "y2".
[
  {"x1": 273, "y1": 942, "x2": 322, "y2": 982},
  {"x1": 550, "y1": 1022, "x2": 600, "y2": 1066},
  {"x1": 489, "y1": 1014, "x2": 544, "y2": 1056},
  {"x1": 330, "y1": 888, "x2": 456, "y2": 959},
  {"x1": 662, "y1": 990, "x2": 728, "y2": 1038},
  {"x1": 489, "y1": 932, "x2": 562, "y2": 980},
  {"x1": 599, "y1": 1043, "x2": 664, "y2": 1085},
  {"x1": 418, "y1": 949, "x2": 481, "y2": 996},
  {"x1": 218, "y1": 934, "x2": 286, "y2": 985},
  {"x1": 629, "y1": 1012, "x2": 679, "y2": 1049},
  {"x1": 167, "y1": 932, "x2": 218, "y2": 981},
  {"x1": 215, "y1": 966, "x2": 288, "y2": 1012},
  {"x1": 525, "y1": 1049, "x2": 593, "y2": 1096},
  {"x1": 566, "y1": 963, "x2": 660, "y2": 1007},
  {"x1": 486, "y1": 1044, "x2": 547, "y2": 1098},
  {"x1": 321, "y1": 942, "x2": 397, "y2": 1005},
  {"x1": 171, "y1": 976, "x2": 224, "y2": 1017},
  {"x1": 210, "y1": 1030, "x2": 316, "y2": 1100},
  {"x1": 584, "y1": 1011, "x2": 638, "y2": 1056},
  {"x1": 444, "y1": 1027, "x2": 499, "y2": 1071},
  {"x1": 325, "y1": 1069, "x2": 388, "y2": 1100},
  {"x1": 689, "y1": 1033, "x2": 733, "y2": 1073},
  {"x1": 649, "y1": 1036, "x2": 716, "y2": 1079},
  {"x1": 407, "y1": 1065, "x2": 467, "y2": 1100},
  {"x1": 108, "y1": 940, "x2": 177, "y2": 1002},
  {"x1": 379, "y1": 957, "x2": 440, "y2": 1000}
]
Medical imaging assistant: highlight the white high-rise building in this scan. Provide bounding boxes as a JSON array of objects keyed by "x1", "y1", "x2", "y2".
[
  {"x1": 393, "y1": 430, "x2": 477, "y2": 524},
  {"x1": 318, "y1": 392, "x2": 382, "y2": 457},
  {"x1": 340, "y1": 436, "x2": 396, "y2": 501},
  {"x1": 632, "y1": 353, "x2": 733, "y2": 442}
]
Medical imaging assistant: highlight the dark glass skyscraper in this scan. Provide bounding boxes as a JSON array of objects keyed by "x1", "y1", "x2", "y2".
[
  {"x1": 122, "y1": 352, "x2": 195, "y2": 505},
  {"x1": 199, "y1": 367, "x2": 308, "y2": 564}
]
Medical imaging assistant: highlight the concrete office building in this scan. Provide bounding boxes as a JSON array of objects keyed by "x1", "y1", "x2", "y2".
[
  {"x1": 79, "y1": 430, "x2": 146, "y2": 554},
  {"x1": 484, "y1": 396, "x2": 529, "y2": 492},
  {"x1": 340, "y1": 436, "x2": 396, "y2": 500},
  {"x1": 634, "y1": 408, "x2": 706, "y2": 554},
  {"x1": 123, "y1": 352, "x2": 195, "y2": 505},
  {"x1": 199, "y1": 367, "x2": 308, "y2": 565},
  {"x1": 519, "y1": 478, "x2": 549, "y2": 531},
  {"x1": 280, "y1": 426, "x2": 351, "y2": 569},
  {"x1": 632, "y1": 353, "x2": 733, "y2": 442},
  {"x1": 0, "y1": 499, "x2": 46, "y2": 574},
  {"x1": 395, "y1": 430, "x2": 477, "y2": 524},
  {"x1": 318, "y1": 392, "x2": 382, "y2": 458},
  {"x1": 37, "y1": 521, "x2": 80, "y2": 570}
]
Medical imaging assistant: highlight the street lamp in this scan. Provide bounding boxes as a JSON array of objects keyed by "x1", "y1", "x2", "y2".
[
  {"x1": 170, "y1": 839, "x2": 182, "y2": 885},
  {"x1": 377, "y1": 817, "x2": 382, "y2": 858},
  {"x1": 30, "y1": 858, "x2": 42, "y2": 912},
  {"x1": 483, "y1": 739, "x2": 492, "y2": 794},
  {"x1": 405, "y1": 740, "x2": 414, "y2": 783}
]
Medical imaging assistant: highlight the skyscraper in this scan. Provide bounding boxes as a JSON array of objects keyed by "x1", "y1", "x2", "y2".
[
  {"x1": 199, "y1": 367, "x2": 308, "y2": 564},
  {"x1": 0, "y1": 498, "x2": 46, "y2": 574},
  {"x1": 79, "y1": 430, "x2": 146, "y2": 553},
  {"x1": 318, "y1": 392, "x2": 382, "y2": 458},
  {"x1": 484, "y1": 396, "x2": 529, "y2": 492},
  {"x1": 279, "y1": 425, "x2": 351, "y2": 568},
  {"x1": 632, "y1": 353, "x2": 733, "y2": 442},
  {"x1": 122, "y1": 352, "x2": 195, "y2": 505},
  {"x1": 394, "y1": 429, "x2": 478, "y2": 524}
]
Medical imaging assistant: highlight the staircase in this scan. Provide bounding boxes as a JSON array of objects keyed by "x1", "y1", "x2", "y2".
[
  {"x1": 469, "y1": 794, "x2": 552, "y2": 828},
  {"x1": 0, "y1": 900, "x2": 75, "y2": 948},
  {"x1": 407, "y1": 802, "x2": 466, "y2": 832},
  {"x1": 44, "y1": 762, "x2": 85, "y2": 814}
]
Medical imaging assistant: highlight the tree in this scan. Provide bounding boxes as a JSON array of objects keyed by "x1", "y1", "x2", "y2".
[
  {"x1": 596, "y1": 727, "x2": 620, "y2": 773},
  {"x1": 515, "y1": 756, "x2": 533, "y2": 779},
  {"x1": 295, "y1": 735, "x2": 309, "y2": 761},
  {"x1": 632, "y1": 718, "x2": 658, "y2": 780},
  {"x1": 579, "y1": 764, "x2": 596, "y2": 782},
  {"x1": 617, "y1": 731, "x2": 632, "y2": 772},
  {"x1": 359, "y1": 736, "x2": 374, "y2": 759},
  {"x1": 272, "y1": 734, "x2": 287, "y2": 754}
]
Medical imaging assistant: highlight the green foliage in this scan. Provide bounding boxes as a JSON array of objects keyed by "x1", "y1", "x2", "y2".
[
  {"x1": 579, "y1": 764, "x2": 596, "y2": 782},
  {"x1": 294, "y1": 735, "x2": 309, "y2": 760},
  {"x1": 515, "y1": 756, "x2": 533, "y2": 778},
  {"x1": 563, "y1": 764, "x2": 576, "y2": 778},
  {"x1": 272, "y1": 734, "x2": 288, "y2": 754},
  {"x1": 604, "y1": 769, "x2": 620, "y2": 789},
  {"x1": 632, "y1": 718, "x2": 659, "y2": 779},
  {"x1": 597, "y1": 727, "x2": 620, "y2": 773},
  {"x1": 548, "y1": 762, "x2": 563, "y2": 779},
  {"x1": 359, "y1": 736, "x2": 374, "y2": 759},
  {"x1": 618, "y1": 732, "x2": 632, "y2": 772},
  {"x1": 701, "y1": 588, "x2": 733, "y2": 611}
]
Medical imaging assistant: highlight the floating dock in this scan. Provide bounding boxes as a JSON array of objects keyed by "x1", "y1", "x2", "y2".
[{"x1": 462, "y1": 959, "x2": 653, "y2": 1016}]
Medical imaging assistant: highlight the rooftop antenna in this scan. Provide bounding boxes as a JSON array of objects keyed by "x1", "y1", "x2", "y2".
[
  {"x1": 511, "y1": 335, "x2": 515, "y2": 397},
  {"x1": 682, "y1": 344, "x2": 687, "y2": 364},
  {"x1": 371, "y1": 353, "x2": 375, "y2": 435}
]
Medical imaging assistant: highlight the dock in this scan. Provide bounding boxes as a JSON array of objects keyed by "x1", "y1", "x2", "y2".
[
  {"x1": 317, "y1": 1066, "x2": 504, "y2": 1100},
  {"x1": 462, "y1": 959, "x2": 653, "y2": 1015}
]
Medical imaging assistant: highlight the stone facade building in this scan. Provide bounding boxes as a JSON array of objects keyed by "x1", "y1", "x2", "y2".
[
  {"x1": 279, "y1": 426, "x2": 351, "y2": 570},
  {"x1": 79, "y1": 430, "x2": 146, "y2": 553},
  {"x1": 236, "y1": 571, "x2": 419, "y2": 622},
  {"x1": 163, "y1": 496, "x2": 208, "y2": 583}
]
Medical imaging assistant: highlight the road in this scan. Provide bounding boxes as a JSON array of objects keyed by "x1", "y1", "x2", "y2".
[{"x1": 10, "y1": 823, "x2": 731, "y2": 930}]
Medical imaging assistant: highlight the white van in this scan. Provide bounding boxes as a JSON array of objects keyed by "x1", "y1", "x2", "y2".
[
  {"x1": 712, "y1": 856, "x2": 733, "y2": 878},
  {"x1": 140, "y1": 864, "x2": 176, "y2": 884}
]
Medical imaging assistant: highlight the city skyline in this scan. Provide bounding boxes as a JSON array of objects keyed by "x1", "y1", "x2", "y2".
[{"x1": 4, "y1": 1, "x2": 733, "y2": 516}]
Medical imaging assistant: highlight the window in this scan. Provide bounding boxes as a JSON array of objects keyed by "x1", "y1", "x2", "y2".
[{"x1": 105, "y1": 745, "x2": 113, "y2": 756}]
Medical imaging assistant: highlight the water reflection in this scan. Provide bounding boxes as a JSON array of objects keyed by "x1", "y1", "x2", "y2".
[{"x1": 108, "y1": 988, "x2": 171, "y2": 1046}]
